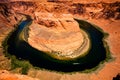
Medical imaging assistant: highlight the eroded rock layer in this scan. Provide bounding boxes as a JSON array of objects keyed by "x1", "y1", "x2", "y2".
[{"x1": 24, "y1": 13, "x2": 90, "y2": 60}]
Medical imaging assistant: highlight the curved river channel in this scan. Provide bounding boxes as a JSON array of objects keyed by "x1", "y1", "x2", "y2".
[{"x1": 6, "y1": 18, "x2": 110, "y2": 72}]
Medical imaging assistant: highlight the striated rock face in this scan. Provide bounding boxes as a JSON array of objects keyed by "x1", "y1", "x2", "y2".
[{"x1": 27, "y1": 13, "x2": 90, "y2": 60}]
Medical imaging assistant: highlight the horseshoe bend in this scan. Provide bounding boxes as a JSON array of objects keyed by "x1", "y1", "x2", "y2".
[
  {"x1": 5, "y1": 12, "x2": 107, "y2": 72},
  {"x1": 0, "y1": 1, "x2": 120, "y2": 80},
  {"x1": 20, "y1": 13, "x2": 90, "y2": 60}
]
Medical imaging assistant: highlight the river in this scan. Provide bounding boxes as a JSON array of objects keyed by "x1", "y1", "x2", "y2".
[{"x1": 6, "y1": 17, "x2": 109, "y2": 72}]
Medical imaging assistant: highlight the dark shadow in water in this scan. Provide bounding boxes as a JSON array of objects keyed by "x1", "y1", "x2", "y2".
[{"x1": 7, "y1": 18, "x2": 107, "y2": 72}]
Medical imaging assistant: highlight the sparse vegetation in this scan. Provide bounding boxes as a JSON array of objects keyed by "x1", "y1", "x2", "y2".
[
  {"x1": 10, "y1": 56, "x2": 32, "y2": 74},
  {"x1": 2, "y1": 19, "x2": 32, "y2": 75},
  {"x1": 2, "y1": 35, "x2": 32, "y2": 74}
]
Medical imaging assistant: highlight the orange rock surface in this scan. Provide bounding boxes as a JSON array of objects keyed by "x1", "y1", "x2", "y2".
[
  {"x1": 26, "y1": 13, "x2": 90, "y2": 59},
  {"x1": 0, "y1": 70, "x2": 39, "y2": 80}
]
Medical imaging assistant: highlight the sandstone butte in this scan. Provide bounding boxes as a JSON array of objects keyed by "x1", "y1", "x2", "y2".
[
  {"x1": 23, "y1": 13, "x2": 90, "y2": 60},
  {"x1": 0, "y1": 0, "x2": 120, "y2": 80}
]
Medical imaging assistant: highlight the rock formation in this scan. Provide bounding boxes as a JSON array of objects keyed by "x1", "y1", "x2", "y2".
[
  {"x1": 0, "y1": 0, "x2": 120, "y2": 80},
  {"x1": 26, "y1": 13, "x2": 90, "y2": 60}
]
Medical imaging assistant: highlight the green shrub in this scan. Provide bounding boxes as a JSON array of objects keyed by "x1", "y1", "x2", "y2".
[{"x1": 11, "y1": 56, "x2": 32, "y2": 74}]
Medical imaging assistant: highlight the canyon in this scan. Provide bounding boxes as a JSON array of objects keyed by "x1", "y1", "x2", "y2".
[{"x1": 0, "y1": 0, "x2": 120, "y2": 80}]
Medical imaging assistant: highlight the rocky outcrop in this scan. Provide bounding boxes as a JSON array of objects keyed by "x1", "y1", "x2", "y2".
[
  {"x1": 27, "y1": 13, "x2": 90, "y2": 60},
  {"x1": 0, "y1": 70, "x2": 39, "y2": 80}
]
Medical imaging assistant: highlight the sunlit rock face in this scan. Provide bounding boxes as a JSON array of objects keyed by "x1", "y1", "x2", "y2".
[{"x1": 26, "y1": 13, "x2": 90, "y2": 60}]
